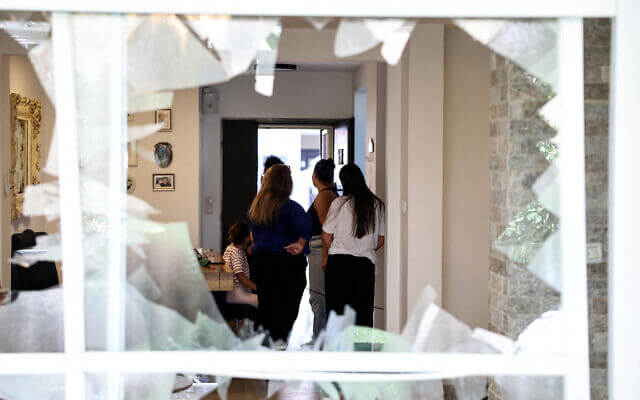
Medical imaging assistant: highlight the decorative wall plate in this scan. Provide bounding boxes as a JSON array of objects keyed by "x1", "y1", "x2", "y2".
[
  {"x1": 127, "y1": 176, "x2": 136, "y2": 194},
  {"x1": 154, "y1": 142, "x2": 173, "y2": 168}
]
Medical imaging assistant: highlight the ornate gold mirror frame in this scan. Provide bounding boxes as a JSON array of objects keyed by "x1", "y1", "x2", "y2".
[{"x1": 10, "y1": 93, "x2": 41, "y2": 220}]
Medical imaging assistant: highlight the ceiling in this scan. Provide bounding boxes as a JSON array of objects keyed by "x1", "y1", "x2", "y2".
[
  {"x1": 282, "y1": 60, "x2": 361, "y2": 72},
  {"x1": 0, "y1": 19, "x2": 50, "y2": 49}
]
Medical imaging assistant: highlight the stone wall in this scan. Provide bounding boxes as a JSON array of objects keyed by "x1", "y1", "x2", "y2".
[
  {"x1": 488, "y1": 52, "x2": 560, "y2": 339},
  {"x1": 584, "y1": 18, "x2": 610, "y2": 400},
  {"x1": 488, "y1": 19, "x2": 610, "y2": 400}
]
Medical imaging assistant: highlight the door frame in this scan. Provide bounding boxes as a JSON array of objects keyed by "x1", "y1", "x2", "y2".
[{"x1": 259, "y1": 123, "x2": 335, "y2": 159}]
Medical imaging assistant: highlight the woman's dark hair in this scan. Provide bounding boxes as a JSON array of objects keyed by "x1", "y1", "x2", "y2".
[
  {"x1": 263, "y1": 155, "x2": 284, "y2": 173},
  {"x1": 228, "y1": 222, "x2": 250, "y2": 245},
  {"x1": 339, "y1": 163, "x2": 385, "y2": 239},
  {"x1": 313, "y1": 158, "x2": 335, "y2": 185}
]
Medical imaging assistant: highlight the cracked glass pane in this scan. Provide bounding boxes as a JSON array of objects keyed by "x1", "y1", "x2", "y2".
[
  {"x1": 0, "y1": 10, "x2": 592, "y2": 400},
  {"x1": 459, "y1": 20, "x2": 565, "y2": 297},
  {"x1": 334, "y1": 18, "x2": 415, "y2": 65},
  {"x1": 0, "y1": 375, "x2": 65, "y2": 400}
]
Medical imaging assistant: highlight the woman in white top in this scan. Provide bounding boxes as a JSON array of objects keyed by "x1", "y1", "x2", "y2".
[
  {"x1": 322, "y1": 164, "x2": 385, "y2": 327},
  {"x1": 223, "y1": 222, "x2": 258, "y2": 308}
]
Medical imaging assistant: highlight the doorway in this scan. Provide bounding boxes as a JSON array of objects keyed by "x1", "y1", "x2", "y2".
[
  {"x1": 257, "y1": 125, "x2": 332, "y2": 210},
  {"x1": 219, "y1": 119, "x2": 353, "y2": 251}
]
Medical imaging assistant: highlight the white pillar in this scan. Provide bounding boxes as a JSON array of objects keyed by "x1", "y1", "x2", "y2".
[
  {"x1": 406, "y1": 23, "x2": 445, "y2": 311},
  {"x1": 609, "y1": 0, "x2": 640, "y2": 398}
]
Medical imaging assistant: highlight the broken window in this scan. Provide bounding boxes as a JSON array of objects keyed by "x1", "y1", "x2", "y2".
[{"x1": 0, "y1": 8, "x2": 603, "y2": 400}]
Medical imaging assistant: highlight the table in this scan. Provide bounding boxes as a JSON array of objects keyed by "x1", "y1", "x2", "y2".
[{"x1": 201, "y1": 264, "x2": 234, "y2": 292}]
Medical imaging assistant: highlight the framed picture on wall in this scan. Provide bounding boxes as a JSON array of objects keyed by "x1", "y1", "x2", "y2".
[
  {"x1": 155, "y1": 108, "x2": 172, "y2": 131},
  {"x1": 127, "y1": 141, "x2": 138, "y2": 167},
  {"x1": 127, "y1": 176, "x2": 136, "y2": 194},
  {"x1": 152, "y1": 173, "x2": 175, "y2": 191}
]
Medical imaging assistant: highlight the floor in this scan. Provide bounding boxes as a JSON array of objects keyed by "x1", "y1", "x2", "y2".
[
  {"x1": 172, "y1": 380, "x2": 323, "y2": 400},
  {"x1": 208, "y1": 380, "x2": 322, "y2": 400},
  {"x1": 286, "y1": 268, "x2": 314, "y2": 350},
  {"x1": 171, "y1": 274, "x2": 320, "y2": 400}
]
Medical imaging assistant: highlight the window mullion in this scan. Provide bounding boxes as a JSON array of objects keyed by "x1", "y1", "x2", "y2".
[
  {"x1": 105, "y1": 13, "x2": 128, "y2": 400},
  {"x1": 0, "y1": 0, "x2": 616, "y2": 18},
  {"x1": 51, "y1": 12, "x2": 87, "y2": 400},
  {"x1": 557, "y1": 18, "x2": 590, "y2": 400},
  {"x1": 610, "y1": 0, "x2": 640, "y2": 398}
]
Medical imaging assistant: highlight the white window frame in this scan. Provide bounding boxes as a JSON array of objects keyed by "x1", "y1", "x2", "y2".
[{"x1": 0, "y1": 2, "x2": 633, "y2": 400}]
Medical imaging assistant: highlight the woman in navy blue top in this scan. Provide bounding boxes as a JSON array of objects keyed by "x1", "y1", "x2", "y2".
[{"x1": 249, "y1": 164, "x2": 311, "y2": 342}]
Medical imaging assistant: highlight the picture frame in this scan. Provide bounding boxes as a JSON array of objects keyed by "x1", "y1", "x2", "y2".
[
  {"x1": 155, "y1": 108, "x2": 172, "y2": 132},
  {"x1": 152, "y1": 173, "x2": 175, "y2": 191},
  {"x1": 154, "y1": 142, "x2": 173, "y2": 168},
  {"x1": 127, "y1": 141, "x2": 138, "y2": 167},
  {"x1": 127, "y1": 176, "x2": 136, "y2": 194},
  {"x1": 10, "y1": 93, "x2": 41, "y2": 220}
]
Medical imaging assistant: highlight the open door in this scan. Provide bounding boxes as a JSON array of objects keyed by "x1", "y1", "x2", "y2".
[
  {"x1": 221, "y1": 119, "x2": 258, "y2": 250},
  {"x1": 332, "y1": 118, "x2": 354, "y2": 189}
]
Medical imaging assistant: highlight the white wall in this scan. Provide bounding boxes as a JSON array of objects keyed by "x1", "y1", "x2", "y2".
[
  {"x1": 216, "y1": 72, "x2": 353, "y2": 119},
  {"x1": 353, "y1": 88, "x2": 367, "y2": 174},
  {"x1": 128, "y1": 88, "x2": 201, "y2": 245},
  {"x1": 385, "y1": 23, "x2": 491, "y2": 331},
  {"x1": 406, "y1": 24, "x2": 445, "y2": 313},
  {"x1": 200, "y1": 71, "x2": 354, "y2": 250},
  {"x1": 279, "y1": 28, "x2": 384, "y2": 63},
  {"x1": 385, "y1": 51, "x2": 410, "y2": 333},
  {"x1": 443, "y1": 26, "x2": 490, "y2": 329}
]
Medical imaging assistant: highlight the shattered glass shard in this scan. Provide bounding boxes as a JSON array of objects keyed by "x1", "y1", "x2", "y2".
[
  {"x1": 334, "y1": 18, "x2": 414, "y2": 65},
  {"x1": 537, "y1": 140, "x2": 559, "y2": 162},
  {"x1": 127, "y1": 15, "x2": 228, "y2": 92},
  {"x1": 305, "y1": 16, "x2": 333, "y2": 30},
  {"x1": 456, "y1": 19, "x2": 557, "y2": 90},
  {"x1": 495, "y1": 200, "x2": 559, "y2": 265}
]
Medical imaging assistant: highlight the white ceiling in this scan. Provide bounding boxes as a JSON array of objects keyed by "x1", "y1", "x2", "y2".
[
  {"x1": 281, "y1": 60, "x2": 361, "y2": 72},
  {"x1": 0, "y1": 20, "x2": 50, "y2": 49}
]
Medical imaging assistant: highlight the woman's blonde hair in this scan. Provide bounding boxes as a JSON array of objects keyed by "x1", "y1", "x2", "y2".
[{"x1": 249, "y1": 164, "x2": 292, "y2": 226}]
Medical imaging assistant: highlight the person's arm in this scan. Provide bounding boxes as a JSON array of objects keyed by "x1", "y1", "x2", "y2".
[
  {"x1": 236, "y1": 272, "x2": 257, "y2": 291},
  {"x1": 247, "y1": 231, "x2": 255, "y2": 255},
  {"x1": 321, "y1": 199, "x2": 340, "y2": 270},
  {"x1": 376, "y1": 235, "x2": 385, "y2": 250},
  {"x1": 284, "y1": 202, "x2": 312, "y2": 255},
  {"x1": 284, "y1": 236, "x2": 307, "y2": 255},
  {"x1": 321, "y1": 232, "x2": 334, "y2": 270},
  {"x1": 228, "y1": 249, "x2": 256, "y2": 290},
  {"x1": 315, "y1": 191, "x2": 337, "y2": 225},
  {"x1": 376, "y1": 202, "x2": 386, "y2": 251}
]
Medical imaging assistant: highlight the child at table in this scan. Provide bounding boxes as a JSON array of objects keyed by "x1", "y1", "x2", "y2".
[{"x1": 223, "y1": 222, "x2": 258, "y2": 308}]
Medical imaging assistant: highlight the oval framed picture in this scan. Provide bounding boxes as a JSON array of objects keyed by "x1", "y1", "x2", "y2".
[
  {"x1": 154, "y1": 142, "x2": 173, "y2": 168},
  {"x1": 127, "y1": 176, "x2": 136, "y2": 194}
]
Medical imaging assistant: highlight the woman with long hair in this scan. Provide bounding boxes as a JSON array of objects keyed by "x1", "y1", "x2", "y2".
[
  {"x1": 307, "y1": 159, "x2": 338, "y2": 339},
  {"x1": 322, "y1": 163, "x2": 385, "y2": 327},
  {"x1": 249, "y1": 164, "x2": 312, "y2": 342}
]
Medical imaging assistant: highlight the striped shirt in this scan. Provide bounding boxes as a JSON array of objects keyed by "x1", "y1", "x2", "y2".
[{"x1": 223, "y1": 244, "x2": 250, "y2": 288}]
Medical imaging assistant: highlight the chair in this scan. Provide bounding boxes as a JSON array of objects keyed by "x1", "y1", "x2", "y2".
[
  {"x1": 11, "y1": 229, "x2": 59, "y2": 291},
  {"x1": 211, "y1": 291, "x2": 257, "y2": 333}
]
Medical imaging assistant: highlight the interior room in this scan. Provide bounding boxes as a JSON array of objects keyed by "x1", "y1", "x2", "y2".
[
  {"x1": 0, "y1": 12, "x2": 615, "y2": 400},
  {"x1": 107, "y1": 20, "x2": 494, "y2": 338}
]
